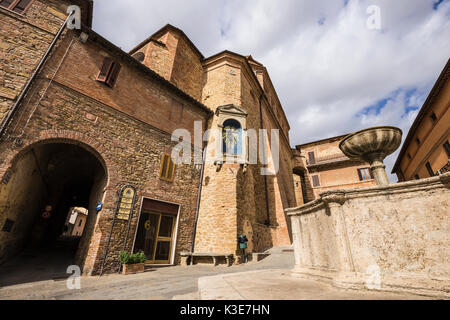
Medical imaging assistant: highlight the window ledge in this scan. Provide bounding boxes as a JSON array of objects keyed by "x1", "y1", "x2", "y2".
[{"x1": 0, "y1": 6, "x2": 26, "y2": 18}]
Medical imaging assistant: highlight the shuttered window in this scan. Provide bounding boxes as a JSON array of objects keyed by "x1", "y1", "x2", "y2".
[
  {"x1": 311, "y1": 175, "x2": 320, "y2": 187},
  {"x1": 357, "y1": 168, "x2": 373, "y2": 181},
  {"x1": 96, "y1": 57, "x2": 121, "y2": 88},
  {"x1": 0, "y1": 0, "x2": 33, "y2": 14},
  {"x1": 160, "y1": 153, "x2": 175, "y2": 182},
  {"x1": 308, "y1": 151, "x2": 316, "y2": 165}
]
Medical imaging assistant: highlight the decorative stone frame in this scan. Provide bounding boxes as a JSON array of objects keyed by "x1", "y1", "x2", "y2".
[{"x1": 215, "y1": 104, "x2": 248, "y2": 169}]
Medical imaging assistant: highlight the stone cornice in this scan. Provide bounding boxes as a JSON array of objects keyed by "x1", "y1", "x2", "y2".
[{"x1": 286, "y1": 172, "x2": 450, "y2": 216}]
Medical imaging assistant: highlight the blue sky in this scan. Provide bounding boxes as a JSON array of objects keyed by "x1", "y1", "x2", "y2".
[{"x1": 91, "y1": 0, "x2": 450, "y2": 181}]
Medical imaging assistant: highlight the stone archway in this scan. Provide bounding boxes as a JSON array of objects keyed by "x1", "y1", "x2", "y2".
[{"x1": 0, "y1": 130, "x2": 119, "y2": 284}]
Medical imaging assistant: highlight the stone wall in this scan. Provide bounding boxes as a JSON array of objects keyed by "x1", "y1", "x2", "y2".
[
  {"x1": 0, "y1": 0, "x2": 71, "y2": 125},
  {"x1": 136, "y1": 27, "x2": 204, "y2": 101},
  {"x1": 0, "y1": 26, "x2": 209, "y2": 274},
  {"x1": 286, "y1": 173, "x2": 450, "y2": 298}
]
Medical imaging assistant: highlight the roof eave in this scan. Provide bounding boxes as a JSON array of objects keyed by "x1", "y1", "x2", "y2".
[{"x1": 391, "y1": 58, "x2": 450, "y2": 173}]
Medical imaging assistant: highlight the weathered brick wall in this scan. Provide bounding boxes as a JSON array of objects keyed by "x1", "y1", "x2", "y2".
[
  {"x1": 141, "y1": 33, "x2": 176, "y2": 83},
  {"x1": 138, "y1": 29, "x2": 204, "y2": 101},
  {"x1": 0, "y1": 27, "x2": 209, "y2": 274},
  {"x1": 194, "y1": 54, "x2": 295, "y2": 255},
  {"x1": 0, "y1": 149, "x2": 48, "y2": 263},
  {"x1": 0, "y1": 0, "x2": 72, "y2": 125},
  {"x1": 169, "y1": 34, "x2": 203, "y2": 101},
  {"x1": 195, "y1": 61, "x2": 243, "y2": 254}
]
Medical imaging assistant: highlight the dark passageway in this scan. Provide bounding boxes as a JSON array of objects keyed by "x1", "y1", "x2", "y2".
[{"x1": 0, "y1": 142, "x2": 107, "y2": 286}]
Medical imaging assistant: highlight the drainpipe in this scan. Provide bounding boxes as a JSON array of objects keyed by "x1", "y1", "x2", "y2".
[
  {"x1": 0, "y1": 11, "x2": 75, "y2": 139},
  {"x1": 259, "y1": 93, "x2": 271, "y2": 226},
  {"x1": 191, "y1": 113, "x2": 213, "y2": 253}
]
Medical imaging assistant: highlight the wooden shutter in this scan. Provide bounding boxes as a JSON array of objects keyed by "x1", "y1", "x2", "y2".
[
  {"x1": 160, "y1": 154, "x2": 169, "y2": 179},
  {"x1": 106, "y1": 62, "x2": 121, "y2": 87},
  {"x1": 96, "y1": 57, "x2": 114, "y2": 82},
  {"x1": 0, "y1": 0, "x2": 14, "y2": 8},
  {"x1": 160, "y1": 153, "x2": 175, "y2": 182},
  {"x1": 357, "y1": 169, "x2": 363, "y2": 181},
  {"x1": 12, "y1": 0, "x2": 32, "y2": 13},
  {"x1": 308, "y1": 151, "x2": 316, "y2": 165},
  {"x1": 312, "y1": 175, "x2": 320, "y2": 187},
  {"x1": 0, "y1": 0, "x2": 14, "y2": 9},
  {"x1": 167, "y1": 158, "x2": 175, "y2": 180}
]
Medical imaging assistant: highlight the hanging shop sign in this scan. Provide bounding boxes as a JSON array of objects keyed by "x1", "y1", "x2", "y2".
[{"x1": 116, "y1": 186, "x2": 136, "y2": 220}]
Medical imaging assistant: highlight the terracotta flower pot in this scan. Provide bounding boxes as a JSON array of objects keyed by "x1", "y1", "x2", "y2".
[{"x1": 122, "y1": 262, "x2": 145, "y2": 275}]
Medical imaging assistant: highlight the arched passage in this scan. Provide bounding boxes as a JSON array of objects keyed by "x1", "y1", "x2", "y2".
[{"x1": 0, "y1": 141, "x2": 108, "y2": 285}]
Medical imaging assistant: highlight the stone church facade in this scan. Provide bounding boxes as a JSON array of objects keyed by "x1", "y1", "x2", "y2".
[{"x1": 0, "y1": 0, "x2": 297, "y2": 274}]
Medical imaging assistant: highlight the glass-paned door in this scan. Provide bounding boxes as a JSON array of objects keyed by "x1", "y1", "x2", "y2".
[{"x1": 134, "y1": 211, "x2": 175, "y2": 264}]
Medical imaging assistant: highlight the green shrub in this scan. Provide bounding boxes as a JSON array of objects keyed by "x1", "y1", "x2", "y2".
[{"x1": 119, "y1": 250, "x2": 147, "y2": 265}]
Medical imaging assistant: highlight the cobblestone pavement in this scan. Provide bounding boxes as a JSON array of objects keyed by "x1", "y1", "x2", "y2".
[{"x1": 0, "y1": 247, "x2": 295, "y2": 300}]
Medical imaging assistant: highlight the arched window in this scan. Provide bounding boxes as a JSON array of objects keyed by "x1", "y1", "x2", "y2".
[{"x1": 222, "y1": 119, "x2": 242, "y2": 155}]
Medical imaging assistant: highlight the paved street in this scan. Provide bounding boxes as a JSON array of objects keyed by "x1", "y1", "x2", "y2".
[
  {"x1": 0, "y1": 247, "x2": 294, "y2": 300},
  {"x1": 0, "y1": 246, "x2": 436, "y2": 300}
]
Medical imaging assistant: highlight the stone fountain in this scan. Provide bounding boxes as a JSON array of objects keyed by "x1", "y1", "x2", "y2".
[{"x1": 339, "y1": 126, "x2": 402, "y2": 185}]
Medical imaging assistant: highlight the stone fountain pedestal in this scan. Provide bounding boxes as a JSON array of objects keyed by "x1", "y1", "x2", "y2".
[{"x1": 339, "y1": 126, "x2": 402, "y2": 185}]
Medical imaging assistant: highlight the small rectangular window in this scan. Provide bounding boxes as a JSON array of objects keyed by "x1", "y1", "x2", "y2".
[
  {"x1": 0, "y1": 0, "x2": 33, "y2": 14},
  {"x1": 414, "y1": 174, "x2": 420, "y2": 180},
  {"x1": 425, "y1": 162, "x2": 434, "y2": 177},
  {"x1": 444, "y1": 141, "x2": 450, "y2": 158},
  {"x1": 96, "y1": 57, "x2": 121, "y2": 88},
  {"x1": 407, "y1": 153, "x2": 412, "y2": 160},
  {"x1": 160, "y1": 153, "x2": 175, "y2": 182},
  {"x1": 357, "y1": 168, "x2": 373, "y2": 181},
  {"x1": 78, "y1": 219, "x2": 83, "y2": 227},
  {"x1": 311, "y1": 175, "x2": 320, "y2": 187},
  {"x1": 308, "y1": 151, "x2": 316, "y2": 165}
]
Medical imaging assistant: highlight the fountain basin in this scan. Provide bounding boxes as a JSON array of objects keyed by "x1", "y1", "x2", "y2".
[{"x1": 339, "y1": 126, "x2": 402, "y2": 185}]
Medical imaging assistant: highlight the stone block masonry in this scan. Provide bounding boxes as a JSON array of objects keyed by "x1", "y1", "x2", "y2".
[{"x1": 287, "y1": 173, "x2": 450, "y2": 298}]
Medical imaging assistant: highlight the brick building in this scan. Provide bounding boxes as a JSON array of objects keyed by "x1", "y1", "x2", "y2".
[
  {"x1": 0, "y1": 0, "x2": 296, "y2": 274},
  {"x1": 392, "y1": 58, "x2": 450, "y2": 181},
  {"x1": 293, "y1": 135, "x2": 376, "y2": 201}
]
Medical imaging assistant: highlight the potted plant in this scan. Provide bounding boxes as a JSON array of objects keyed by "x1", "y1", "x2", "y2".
[{"x1": 120, "y1": 250, "x2": 147, "y2": 275}]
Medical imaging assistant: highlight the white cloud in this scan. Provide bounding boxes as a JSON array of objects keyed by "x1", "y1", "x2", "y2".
[{"x1": 92, "y1": 0, "x2": 450, "y2": 182}]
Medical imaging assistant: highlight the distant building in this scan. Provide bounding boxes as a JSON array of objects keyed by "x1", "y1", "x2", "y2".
[
  {"x1": 64, "y1": 208, "x2": 88, "y2": 237},
  {"x1": 295, "y1": 135, "x2": 376, "y2": 200},
  {"x1": 392, "y1": 58, "x2": 450, "y2": 181}
]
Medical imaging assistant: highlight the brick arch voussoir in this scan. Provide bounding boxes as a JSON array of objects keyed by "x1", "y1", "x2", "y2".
[{"x1": 0, "y1": 129, "x2": 121, "y2": 190}]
